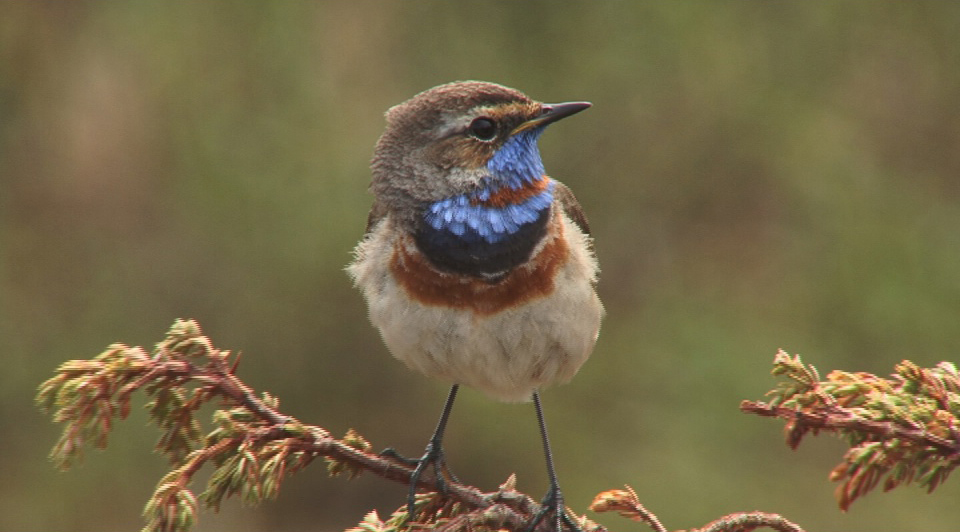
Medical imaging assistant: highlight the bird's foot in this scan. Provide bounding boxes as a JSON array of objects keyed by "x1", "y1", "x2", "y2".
[
  {"x1": 525, "y1": 484, "x2": 581, "y2": 532},
  {"x1": 379, "y1": 447, "x2": 419, "y2": 467},
  {"x1": 381, "y1": 442, "x2": 458, "y2": 521}
]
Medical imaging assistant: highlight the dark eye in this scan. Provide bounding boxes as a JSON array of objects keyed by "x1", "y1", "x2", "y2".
[{"x1": 468, "y1": 117, "x2": 497, "y2": 141}]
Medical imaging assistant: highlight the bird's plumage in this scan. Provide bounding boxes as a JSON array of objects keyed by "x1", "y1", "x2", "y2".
[
  {"x1": 348, "y1": 81, "x2": 602, "y2": 530},
  {"x1": 350, "y1": 203, "x2": 599, "y2": 401},
  {"x1": 348, "y1": 81, "x2": 603, "y2": 402}
]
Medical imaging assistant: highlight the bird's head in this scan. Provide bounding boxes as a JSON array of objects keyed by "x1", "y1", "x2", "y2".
[{"x1": 370, "y1": 81, "x2": 589, "y2": 229}]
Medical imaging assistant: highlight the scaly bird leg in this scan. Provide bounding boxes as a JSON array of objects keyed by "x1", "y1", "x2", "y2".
[
  {"x1": 381, "y1": 384, "x2": 460, "y2": 521},
  {"x1": 525, "y1": 391, "x2": 582, "y2": 532}
]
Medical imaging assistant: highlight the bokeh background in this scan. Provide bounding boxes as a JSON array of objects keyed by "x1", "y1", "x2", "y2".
[{"x1": 4, "y1": 2, "x2": 960, "y2": 531}]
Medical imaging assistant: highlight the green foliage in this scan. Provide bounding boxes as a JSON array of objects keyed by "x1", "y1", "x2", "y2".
[{"x1": 745, "y1": 352, "x2": 960, "y2": 510}]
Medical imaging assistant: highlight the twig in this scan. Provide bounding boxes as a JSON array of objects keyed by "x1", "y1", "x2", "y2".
[
  {"x1": 589, "y1": 486, "x2": 666, "y2": 532},
  {"x1": 692, "y1": 511, "x2": 805, "y2": 532},
  {"x1": 743, "y1": 352, "x2": 960, "y2": 510},
  {"x1": 741, "y1": 400, "x2": 960, "y2": 456},
  {"x1": 39, "y1": 320, "x2": 806, "y2": 532},
  {"x1": 37, "y1": 319, "x2": 594, "y2": 531}
]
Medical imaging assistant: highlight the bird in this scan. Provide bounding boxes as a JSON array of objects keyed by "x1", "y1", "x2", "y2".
[{"x1": 348, "y1": 81, "x2": 603, "y2": 531}]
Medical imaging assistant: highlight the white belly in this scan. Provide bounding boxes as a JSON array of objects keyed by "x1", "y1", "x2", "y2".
[{"x1": 348, "y1": 213, "x2": 603, "y2": 402}]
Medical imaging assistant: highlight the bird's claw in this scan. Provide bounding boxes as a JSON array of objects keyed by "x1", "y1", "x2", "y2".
[
  {"x1": 379, "y1": 447, "x2": 419, "y2": 467},
  {"x1": 525, "y1": 485, "x2": 582, "y2": 532},
  {"x1": 399, "y1": 440, "x2": 459, "y2": 522}
]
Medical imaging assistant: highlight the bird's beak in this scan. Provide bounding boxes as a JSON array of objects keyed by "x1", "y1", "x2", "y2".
[{"x1": 511, "y1": 101, "x2": 592, "y2": 135}]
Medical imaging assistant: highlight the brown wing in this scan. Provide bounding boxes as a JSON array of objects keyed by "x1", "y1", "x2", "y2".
[
  {"x1": 553, "y1": 180, "x2": 591, "y2": 236},
  {"x1": 362, "y1": 198, "x2": 390, "y2": 235}
]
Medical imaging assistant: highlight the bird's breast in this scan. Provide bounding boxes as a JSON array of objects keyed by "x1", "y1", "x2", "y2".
[
  {"x1": 348, "y1": 202, "x2": 602, "y2": 401},
  {"x1": 393, "y1": 209, "x2": 570, "y2": 315},
  {"x1": 415, "y1": 176, "x2": 554, "y2": 277}
]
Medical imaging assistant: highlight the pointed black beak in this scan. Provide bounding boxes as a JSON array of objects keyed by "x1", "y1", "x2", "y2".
[{"x1": 512, "y1": 101, "x2": 592, "y2": 134}]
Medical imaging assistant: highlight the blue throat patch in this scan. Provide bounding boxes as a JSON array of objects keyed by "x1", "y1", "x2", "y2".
[
  {"x1": 424, "y1": 129, "x2": 551, "y2": 244},
  {"x1": 415, "y1": 128, "x2": 555, "y2": 277}
]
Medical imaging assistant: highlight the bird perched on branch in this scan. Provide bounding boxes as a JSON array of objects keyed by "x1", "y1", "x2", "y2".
[{"x1": 349, "y1": 81, "x2": 603, "y2": 531}]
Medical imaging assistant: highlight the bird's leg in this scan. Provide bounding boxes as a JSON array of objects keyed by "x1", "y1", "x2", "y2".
[
  {"x1": 381, "y1": 384, "x2": 460, "y2": 521},
  {"x1": 525, "y1": 391, "x2": 582, "y2": 532}
]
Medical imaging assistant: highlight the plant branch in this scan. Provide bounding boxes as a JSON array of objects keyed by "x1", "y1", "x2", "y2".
[
  {"x1": 691, "y1": 512, "x2": 805, "y2": 532},
  {"x1": 743, "y1": 350, "x2": 960, "y2": 510},
  {"x1": 39, "y1": 319, "x2": 805, "y2": 532},
  {"x1": 741, "y1": 401, "x2": 960, "y2": 456}
]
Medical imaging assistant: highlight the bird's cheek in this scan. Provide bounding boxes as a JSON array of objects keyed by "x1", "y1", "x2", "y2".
[
  {"x1": 427, "y1": 136, "x2": 494, "y2": 172},
  {"x1": 443, "y1": 167, "x2": 490, "y2": 192}
]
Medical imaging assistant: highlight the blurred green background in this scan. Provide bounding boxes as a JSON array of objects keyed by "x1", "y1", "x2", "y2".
[{"x1": 3, "y1": 2, "x2": 960, "y2": 531}]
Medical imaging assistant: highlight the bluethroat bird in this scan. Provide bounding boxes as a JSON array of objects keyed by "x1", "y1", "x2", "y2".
[{"x1": 348, "y1": 81, "x2": 603, "y2": 531}]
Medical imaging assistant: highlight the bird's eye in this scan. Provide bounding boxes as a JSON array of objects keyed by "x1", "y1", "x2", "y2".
[{"x1": 468, "y1": 117, "x2": 497, "y2": 141}]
